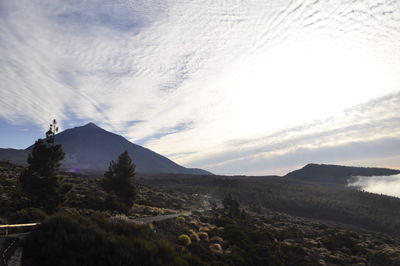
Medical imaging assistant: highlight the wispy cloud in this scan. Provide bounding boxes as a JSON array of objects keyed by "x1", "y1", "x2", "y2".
[
  {"x1": 0, "y1": 0, "x2": 399, "y2": 174},
  {"x1": 157, "y1": 92, "x2": 400, "y2": 174},
  {"x1": 348, "y1": 174, "x2": 400, "y2": 198},
  {"x1": 135, "y1": 122, "x2": 193, "y2": 145}
]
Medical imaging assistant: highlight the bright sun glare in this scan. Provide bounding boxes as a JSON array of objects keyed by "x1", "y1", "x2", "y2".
[{"x1": 227, "y1": 37, "x2": 393, "y2": 138}]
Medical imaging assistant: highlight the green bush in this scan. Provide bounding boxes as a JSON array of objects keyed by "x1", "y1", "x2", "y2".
[
  {"x1": 104, "y1": 193, "x2": 129, "y2": 213},
  {"x1": 23, "y1": 215, "x2": 189, "y2": 266},
  {"x1": 198, "y1": 232, "x2": 209, "y2": 241},
  {"x1": 76, "y1": 191, "x2": 104, "y2": 210},
  {"x1": 178, "y1": 234, "x2": 192, "y2": 246},
  {"x1": 189, "y1": 232, "x2": 200, "y2": 242},
  {"x1": 9, "y1": 207, "x2": 47, "y2": 223},
  {"x1": 223, "y1": 224, "x2": 250, "y2": 247}
]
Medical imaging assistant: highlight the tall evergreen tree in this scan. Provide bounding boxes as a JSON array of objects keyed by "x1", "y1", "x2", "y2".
[
  {"x1": 19, "y1": 120, "x2": 71, "y2": 212},
  {"x1": 102, "y1": 150, "x2": 138, "y2": 213},
  {"x1": 223, "y1": 193, "x2": 240, "y2": 217}
]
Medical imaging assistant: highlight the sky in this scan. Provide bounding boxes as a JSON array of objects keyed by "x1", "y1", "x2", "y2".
[{"x1": 0, "y1": 0, "x2": 399, "y2": 175}]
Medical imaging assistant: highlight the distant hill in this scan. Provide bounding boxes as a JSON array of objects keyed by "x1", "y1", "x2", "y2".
[
  {"x1": 285, "y1": 163, "x2": 400, "y2": 185},
  {"x1": 0, "y1": 123, "x2": 211, "y2": 175},
  {"x1": 0, "y1": 148, "x2": 28, "y2": 165}
]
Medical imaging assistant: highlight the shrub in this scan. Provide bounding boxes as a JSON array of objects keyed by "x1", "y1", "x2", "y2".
[
  {"x1": 23, "y1": 215, "x2": 189, "y2": 266},
  {"x1": 178, "y1": 234, "x2": 192, "y2": 246},
  {"x1": 0, "y1": 216, "x2": 7, "y2": 224},
  {"x1": 198, "y1": 232, "x2": 209, "y2": 241},
  {"x1": 79, "y1": 191, "x2": 104, "y2": 210},
  {"x1": 10, "y1": 208, "x2": 47, "y2": 223},
  {"x1": 199, "y1": 226, "x2": 210, "y2": 232},
  {"x1": 104, "y1": 192, "x2": 129, "y2": 213},
  {"x1": 209, "y1": 243, "x2": 223, "y2": 254},
  {"x1": 223, "y1": 224, "x2": 250, "y2": 247},
  {"x1": 188, "y1": 220, "x2": 199, "y2": 229},
  {"x1": 188, "y1": 230, "x2": 200, "y2": 242},
  {"x1": 210, "y1": 236, "x2": 224, "y2": 244}
]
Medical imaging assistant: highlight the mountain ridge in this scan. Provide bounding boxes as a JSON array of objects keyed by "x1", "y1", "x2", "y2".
[{"x1": 285, "y1": 163, "x2": 400, "y2": 185}]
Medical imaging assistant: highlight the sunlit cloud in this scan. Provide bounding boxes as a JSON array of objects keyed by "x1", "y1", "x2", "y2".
[
  {"x1": 0, "y1": 0, "x2": 399, "y2": 174},
  {"x1": 348, "y1": 174, "x2": 400, "y2": 198},
  {"x1": 157, "y1": 92, "x2": 400, "y2": 174}
]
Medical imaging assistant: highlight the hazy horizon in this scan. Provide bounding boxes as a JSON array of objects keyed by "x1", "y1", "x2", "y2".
[{"x1": 1, "y1": 0, "x2": 399, "y2": 176}]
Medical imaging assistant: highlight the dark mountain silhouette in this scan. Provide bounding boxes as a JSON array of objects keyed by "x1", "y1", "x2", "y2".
[
  {"x1": 0, "y1": 123, "x2": 211, "y2": 175},
  {"x1": 285, "y1": 163, "x2": 400, "y2": 185},
  {"x1": 0, "y1": 148, "x2": 28, "y2": 165}
]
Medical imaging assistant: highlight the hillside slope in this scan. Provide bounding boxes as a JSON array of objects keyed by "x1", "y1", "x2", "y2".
[{"x1": 143, "y1": 173, "x2": 400, "y2": 237}]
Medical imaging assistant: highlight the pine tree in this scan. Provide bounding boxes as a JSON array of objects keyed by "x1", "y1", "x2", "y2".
[
  {"x1": 102, "y1": 150, "x2": 137, "y2": 213},
  {"x1": 223, "y1": 193, "x2": 240, "y2": 217},
  {"x1": 19, "y1": 120, "x2": 71, "y2": 212}
]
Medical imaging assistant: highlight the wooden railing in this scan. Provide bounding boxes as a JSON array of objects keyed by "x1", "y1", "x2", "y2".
[{"x1": 0, "y1": 223, "x2": 39, "y2": 236}]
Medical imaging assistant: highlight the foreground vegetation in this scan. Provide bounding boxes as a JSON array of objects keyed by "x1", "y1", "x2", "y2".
[
  {"x1": 2, "y1": 162, "x2": 400, "y2": 265},
  {"x1": 0, "y1": 161, "x2": 198, "y2": 219},
  {"x1": 9, "y1": 207, "x2": 400, "y2": 265},
  {"x1": 2, "y1": 157, "x2": 400, "y2": 265},
  {"x1": 22, "y1": 214, "x2": 191, "y2": 266}
]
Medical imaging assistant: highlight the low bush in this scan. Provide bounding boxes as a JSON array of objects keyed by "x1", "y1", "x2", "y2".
[
  {"x1": 198, "y1": 232, "x2": 209, "y2": 241},
  {"x1": 178, "y1": 234, "x2": 192, "y2": 246},
  {"x1": 22, "y1": 214, "x2": 189, "y2": 266},
  {"x1": 188, "y1": 230, "x2": 200, "y2": 242},
  {"x1": 104, "y1": 193, "x2": 129, "y2": 213},
  {"x1": 9, "y1": 208, "x2": 47, "y2": 223}
]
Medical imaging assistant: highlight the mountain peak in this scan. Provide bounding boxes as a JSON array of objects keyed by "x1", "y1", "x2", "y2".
[
  {"x1": 43, "y1": 122, "x2": 212, "y2": 175},
  {"x1": 83, "y1": 122, "x2": 101, "y2": 129},
  {"x1": 4, "y1": 122, "x2": 211, "y2": 175},
  {"x1": 304, "y1": 163, "x2": 319, "y2": 168}
]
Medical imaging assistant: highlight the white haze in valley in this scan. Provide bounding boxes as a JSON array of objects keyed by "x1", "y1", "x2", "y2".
[{"x1": 348, "y1": 174, "x2": 400, "y2": 198}]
